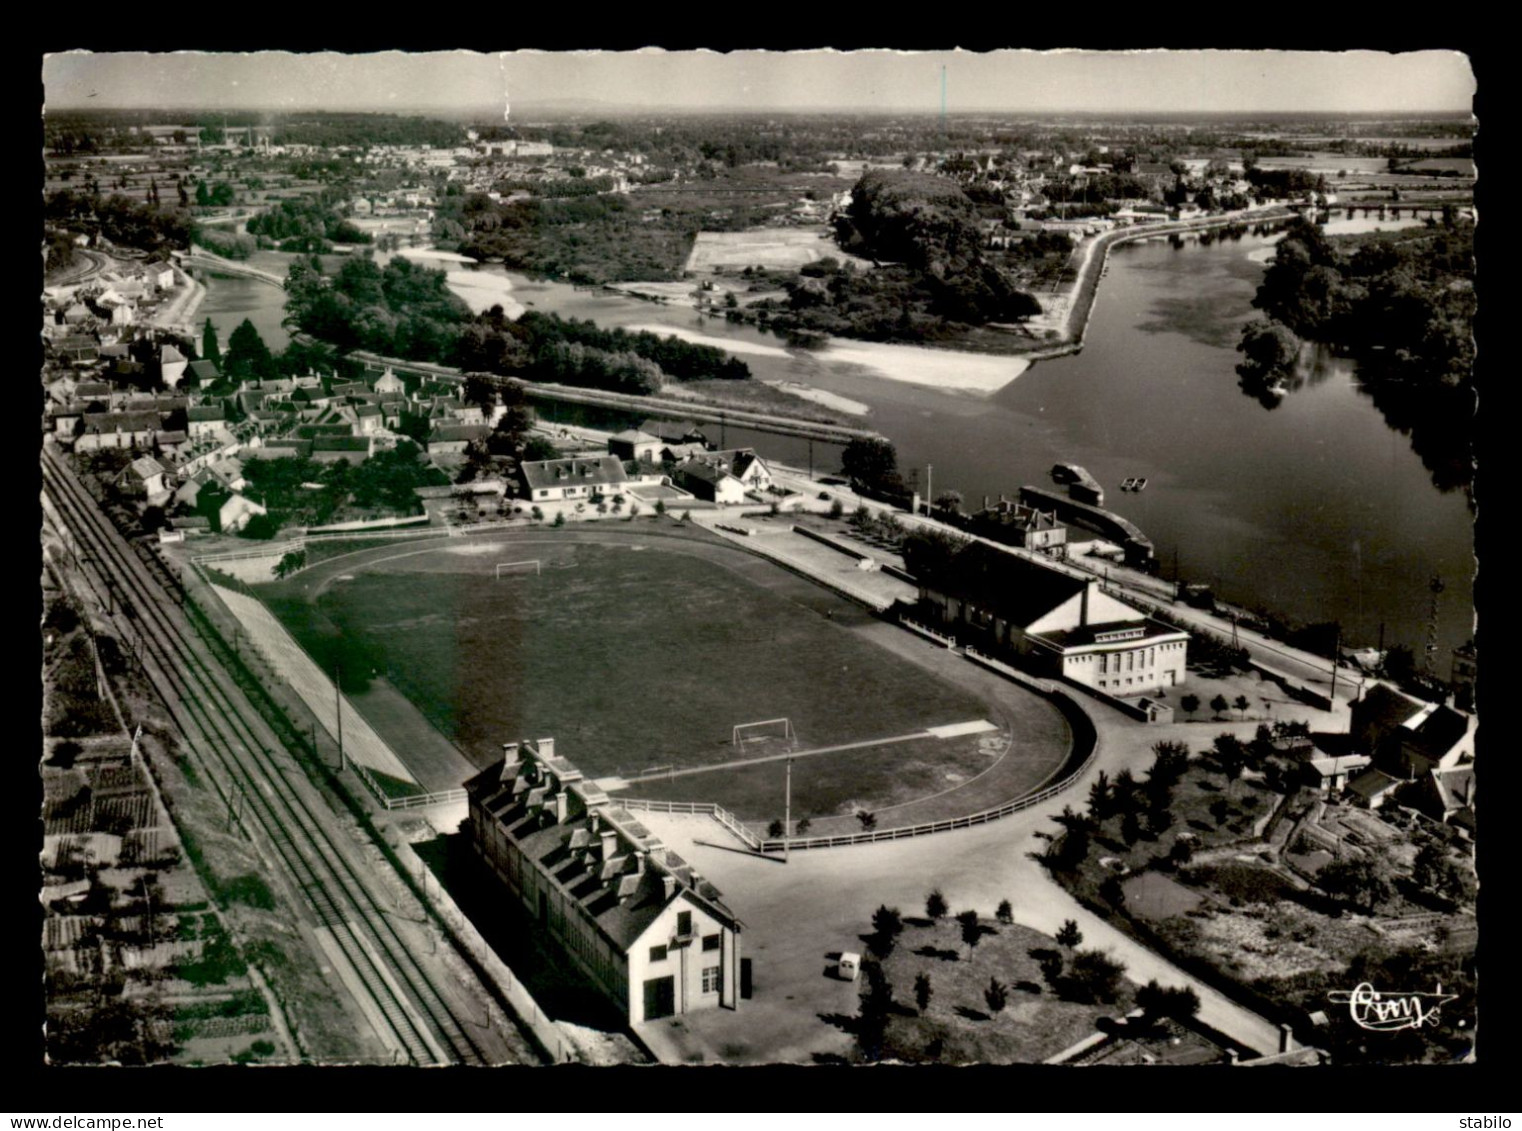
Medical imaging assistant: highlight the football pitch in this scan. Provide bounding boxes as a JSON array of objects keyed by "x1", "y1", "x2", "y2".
[{"x1": 259, "y1": 529, "x2": 1069, "y2": 820}]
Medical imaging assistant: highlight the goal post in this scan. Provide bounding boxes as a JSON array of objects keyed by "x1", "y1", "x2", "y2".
[
  {"x1": 495, "y1": 559, "x2": 541, "y2": 579},
  {"x1": 732, "y1": 717, "x2": 795, "y2": 750}
]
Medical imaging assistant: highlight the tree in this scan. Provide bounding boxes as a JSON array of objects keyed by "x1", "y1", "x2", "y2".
[
  {"x1": 933, "y1": 490, "x2": 964, "y2": 514},
  {"x1": 957, "y1": 910, "x2": 982, "y2": 959},
  {"x1": 914, "y1": 972, "x2": 933, "y2": 1014},
  {"x1": 1213, "y1": 733, "x2": 1248, "y2": 781},
  {"x1": 654, "y1": 499, "x2": 666, "y2": 517},
  {"x1": 1209, "y1": 694, "x2": 1230, "y2": 719},
  {"x1": 767, "y1": 819, "x2": 785, "y2": 839},
  {"x1": 925, "y1": 889, "x2": 948, "y2": 921},
  {"x1": 1087, "y1": 770, "x2": 1114, "y2": 821},
  {"x1": 871, "y1": 904, "x2": 904, "y2": 957},
  {"x1": 1061, "y1": 949, "x2": 1127, "y2": 1005},
  {"x1": 858, "y1": 959, "x2": 894, "y2": 1060},
  {"x1": 1412, "y1": 842, "x2": 1476, "y2": 907},
  {"x1": 984, "y1": 977, "x2": 1009, "y2": 1014},
  {"x1": 828, "y1": 498, "x2": 844, "y2": 519},
  {"x1": 1149, "y1": 741, "x2": 1190, "y2": 787},
  {"x1": 1180, "y1": 693, "x2": 1201, "y2": 721},
  {"x1": 840, "y1": 437, "x2": 899, "y2": 492},
  {"x1": 1234, "y1": 695, "x2": 1251, "y2": 720},
  {"x1": 1135, "y1": 979, "x2": 1201, "y2": 1026},
  {"x1": 224, "y1": 318, "x2": 277, "y2": 381},
  {"x1": 1055, "y1": 919, "x2": 1083, "y2": 949},
  {"x1": 1319, "y1": 855, "x2": 1394, "y2": 914},
  {"x1": 201, "y1": 318, "x2": 222, "y2": 367},
  {"x1": 1120, "y1": 808, "x2": 1142, "y2": 846},
  {"x1": 995, "y1": 899, "x2": 1013, "y2": 926},
  {"x1": 272, "y1": 549, "x2": 307, "y2": 579},
  {"x1": 796, "y1": 818, "x2": 811, "y2": 835},
  {"x1": 464, "y1": 375, "x2": 499, "y2": 415},
  {"x1": 857, "y1": 811, "x2": 877, "y2": 831},
  {"x1": 552, "y1": 511, "x2": 566, "y2": 528}
]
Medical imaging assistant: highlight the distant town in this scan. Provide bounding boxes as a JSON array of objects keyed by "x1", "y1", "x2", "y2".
[{"x1": 40, "y1": 52, "x2": 1476, "y2": 1071}]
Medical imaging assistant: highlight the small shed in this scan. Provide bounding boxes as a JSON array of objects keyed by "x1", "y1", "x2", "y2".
[{"x1": 838, "y1": 951, "x2": 861, "y2": 981}]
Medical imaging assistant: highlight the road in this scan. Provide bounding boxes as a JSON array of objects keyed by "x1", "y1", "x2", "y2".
[{"x1": 41, "y1": 440, "x2": 539, "y2": 1066}]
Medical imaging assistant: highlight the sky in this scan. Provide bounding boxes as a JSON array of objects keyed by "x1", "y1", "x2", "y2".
[{"x1": 42, "y1": 49, "x2": 1477, "y2": 116}]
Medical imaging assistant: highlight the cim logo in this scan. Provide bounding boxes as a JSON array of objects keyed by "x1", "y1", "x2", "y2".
[{"x1": 1327, "y1": 982, "x2": 1458, "y2": 1032}]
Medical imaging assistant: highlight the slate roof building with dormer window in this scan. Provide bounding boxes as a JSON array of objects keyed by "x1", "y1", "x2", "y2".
[{"x1": 466, "y1": 738, "x2": 742, "y2": 1027}]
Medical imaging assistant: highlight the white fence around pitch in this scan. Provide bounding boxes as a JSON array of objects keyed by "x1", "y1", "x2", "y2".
[
  {"x1": 619, "y1": 715, "x2": 1099, "y2": 856},
  {"x1": 900, "y1": 617, "x2": 958, "y2": 650},
  {"x1": 617, "y1": 799, "x2": 764, "y2": 852}
]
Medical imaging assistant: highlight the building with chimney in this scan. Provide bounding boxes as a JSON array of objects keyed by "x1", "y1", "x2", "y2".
[
  {"x1": 466, "y1": 738, "x2": 742, "y2": 1026},
  {"x1": 912, "y1": 540, "x2": 1188, "y2": 695}
]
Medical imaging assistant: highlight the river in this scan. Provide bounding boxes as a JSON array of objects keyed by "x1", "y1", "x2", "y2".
[{"x1": 197, "y1": 216, "x2": 1475, "y2": 666}]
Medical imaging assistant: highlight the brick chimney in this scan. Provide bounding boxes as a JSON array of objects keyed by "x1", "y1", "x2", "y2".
[
  {"x1": 1279, "y1": 1023, "x2": 1295, "y2": 1053},
  {"x1": 553, "y1": 791, "x2": 568, "y2": 824},
  {"x1": 600, "y1": 829, "x2": 617, "y2": 860},
  {"x1": 662, "y1": 874, "x2": 676, "y2": 900},
  {"x1": 538, "y1": 737, "x2": 555, "y2": 760}
]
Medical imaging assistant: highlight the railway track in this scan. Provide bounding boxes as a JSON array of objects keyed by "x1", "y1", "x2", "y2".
[{"x1": 41, "y1": 441, "x2": 527, "y2": 1066}]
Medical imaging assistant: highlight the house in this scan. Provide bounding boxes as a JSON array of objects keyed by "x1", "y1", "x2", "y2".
[
  {"x1": 638, "y1": 418, "x2": 708, "y2": 447},
  {"x1": 607, "y1": 429, "x2": 663, "y2": 463},
  {"x1": 673, "y1": 459, "x2": 745, "y2": 504},
  {"x1": 187, "y1": 359, "x2": 221, "y2": 386},
  {"x1": 118, "y1": 455, "x2": 170, "y2": 502},
  {"x1": 218, "y1": 493, "x2": 268, "y2": 534},
  {"x1": 661, "y1": 442, "x2": 709, "y2": 464},
  {"x1": 187, "y1": 404, "x2": 228, "y2": 439},
  {"x1": 970, "y1": 497, "x2": 1068, "y2": 557},
  {"x1": 913, "y1": 540, "x2": 1188, "y2": 694},
  {"x1": 1450, "y1": 641, "x2": 1477, "y2": 712},
  {"x1": 1346, "y1": 766, "x2": 1404, "y2": 810},
  {"x1": 519, "y1": 456, "x2": 629, "y2": 502},
  {"x1": 673, "y1": 450, "x2": 773, "y2": 502},
  {"x1": 1302, "y1": 752, "x2": 1371, "y2": 798},
  {"x1": 153, "y1": 430, "x2": 190, "y2": 458},
  {"x1": 373, "y1": 367, "x2": 407, "y2": 396},
  {"x1": 354, "y1": 404, "x2": 384, "y2": 434},
  {"x1": 426, "y1": 423, "x2": 490, "y2": 454},
  {"x1": 466, "y1": 739, "x2": 742, "y2": 1027},
  {"x1": 143, "y1": 261, "x2": 176, "y2": 290},
  {"x1": 55, "y1": 335, "x2": 100, "y2": 364},
  {"x1": 1350, "y1": 682, "x2": 1475, "y2": 777},
  {"x1": 160, "y1": 345, "x2": 188, "y2": 389},
  {"x1": 1413, "y1": 765, "x2": 1476, "y2": 839},
  {"x1": 76, "y1": 411, "x2": 162, "y2": 451},
  {"x1": 312, "y1": 436, "x2": 373, "y2": 464},
  {"x1": 258, "y1": 439, "x2": 314, "y2": 460}
]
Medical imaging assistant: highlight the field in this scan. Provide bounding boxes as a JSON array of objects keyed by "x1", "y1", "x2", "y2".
[
  {"x1": 257, "y1": 529, "x2": 1048, "y2": 818},
  {"x1": 685, "y1": 228, "x2": 875, "y2": 273}
]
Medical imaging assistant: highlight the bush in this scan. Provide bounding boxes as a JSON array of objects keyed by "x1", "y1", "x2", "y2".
[{"x1": 1060, "y1": 949, "x2": 1127, "y2": 1005}]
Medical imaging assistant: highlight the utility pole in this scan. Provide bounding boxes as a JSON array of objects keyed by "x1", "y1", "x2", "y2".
[
  {"x1": 926, "y1": 464, "x2": 933, "y2": 515},
  {"x1": 784, "y1": 755, "x2": 793, "y2": 863},
  {"x1": 335, "y1": 663, "x2": 345, "y2": 772},
  {"x1": 1330, "y1": 622, "x2": 1341, "y2": 702}
]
